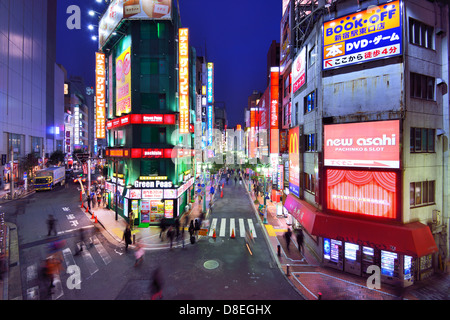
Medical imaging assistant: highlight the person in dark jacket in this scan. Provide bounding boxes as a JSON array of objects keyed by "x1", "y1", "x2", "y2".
[
  {"x1": 296, "y1": 229, "x2": 305, "y2": 257},
  {"x1": 123, "y1": 225, "x2": 132, "y2": 252},
  {"x1": 284, "y1": 228, "x2": 292, "y2": 252}
]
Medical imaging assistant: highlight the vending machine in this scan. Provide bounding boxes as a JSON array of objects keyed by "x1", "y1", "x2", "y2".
[{"x1": 344, "y1": 242, "x2": 361, "y2": 276}]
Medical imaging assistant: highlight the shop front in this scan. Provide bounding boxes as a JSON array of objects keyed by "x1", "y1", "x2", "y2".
[
  {"x1": 284, "y1": 194, "x2": 438, "y2": 287},
  {"x1": 105, "y1": 177, "x2": 195, "y2": 227}
]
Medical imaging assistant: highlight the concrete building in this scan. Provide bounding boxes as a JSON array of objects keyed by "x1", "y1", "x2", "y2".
[
  {"x1": 286, "y1": 0, "x2": 449, "y2": 286},
  {"x1": 0, "y1": 0, "x2": 61, "y2": 189}
]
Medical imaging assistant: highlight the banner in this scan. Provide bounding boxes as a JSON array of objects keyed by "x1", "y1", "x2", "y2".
[
  {"x1": 116, "y1": 46, "x2": 132, "y2": 116},
  {"x1": 288, "y1": 127, "x2": 300, "y2": 197},
  {"x1": 323, "y1": 0, "x2": 402, "y2": 70},
  {"x1": 292, "y1": 47, "x2": 306, "y2": 93},
  {"x1": 95, "y1": 52, "x2": 106, "y2": 139},
  {"x1": 179, "y1": 28, "x2": 190, "y2": 134}
]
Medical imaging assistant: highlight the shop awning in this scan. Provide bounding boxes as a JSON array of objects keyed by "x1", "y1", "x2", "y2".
[{"x1": 284, "y1": 194, "x2": 438, "y2": 257}]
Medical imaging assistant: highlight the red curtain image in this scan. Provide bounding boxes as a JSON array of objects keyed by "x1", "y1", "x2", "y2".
[{"x1": 326, "y1": 169, "x2": 397, "y2": 219}]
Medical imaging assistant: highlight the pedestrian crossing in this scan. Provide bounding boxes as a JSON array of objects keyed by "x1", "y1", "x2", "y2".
[
  {"x1": 208, "y1": 218, "x2": 258, "y2": 238},
  {"x1": 25, "y1": 234, "x2": 112, "y2": 300}
]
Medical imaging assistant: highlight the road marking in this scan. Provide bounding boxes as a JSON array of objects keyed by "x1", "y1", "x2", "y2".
[
  {"x1": 265, "y1": 224, "x2": 277, "y2": 237},
  {"x1": 81, "y1": 243, "x2": 99, "y2": 276},
  {"x1": 26, "y1": 286, "x2": 39, "y2": 300},
  {"x1": 239, "y1": 219, "x2": 245, "y2": 237},
  {"x1": 51, "y1": 274, "x2": 64, "y2": 300},
  {"x1": 26, "y1": 263, "x2": 38, "y2": 283},
  {"x1": 62, "y1": 248, "x2": 77, "y2": 268},
  {"x1": 209, "y1": 218, "x2": 218, "y2": 237},
  {"x1": 247, "y1": 219, "x2": 257, "y2": 238},
  {"x1": 219, "y1": 218, "x2": 226, "y2": 237},
  {"x1": 92, "y1": 235, "x2": 112, "y2": 265},
  {"x1": 230, "y1": 218, "x2": 235, "y2": 237}
]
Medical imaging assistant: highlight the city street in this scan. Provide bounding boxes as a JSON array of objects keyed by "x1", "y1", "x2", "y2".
[{"x1": 1, "y1": 176, "x2": 302, "y2": 300}]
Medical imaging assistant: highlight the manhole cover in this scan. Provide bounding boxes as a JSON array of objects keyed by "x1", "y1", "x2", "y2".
[{"x1": 203, "y1": 260, "x2": 219, "y2": 270}]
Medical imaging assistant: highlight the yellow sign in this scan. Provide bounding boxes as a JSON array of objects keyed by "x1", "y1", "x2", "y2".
[
  {"x1": 139, "y1": 176, "x2": 168, "y2": 181},
  {"x1": 116, "y1": 46, "x2": 132, "y2": 116}
]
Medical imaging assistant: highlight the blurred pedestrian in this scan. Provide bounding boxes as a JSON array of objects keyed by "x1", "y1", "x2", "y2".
[
  {"x1": 234, "y1": 176, "x2": 237, "y2": 185},
  {"x1": 129, "y1": 211, "x2": 135, "y2": 231},
  {"x1": 74, "y1": 228, "x2": 85, "y2": 255},
  {"x1": 179, "y1": 220, "x2": 186, "y2": 248},
  {"x1": 284, "y1": 228, "x2": 292, "y2": 252},
  {"x1": 134, "y1": 242, "x2": 144, "y2": 267},
  {"x1": 122, "y1": 225, "x2": 132, "y2": 252},
  {"x1": 45, "y1": 255, "x2": 62, "y2": 294},
  {"x1": 194, "y1": 218, "x2": 200, "y2": 238},
  {"x1": 167, "y1": 226, "x2": 175, "y2": 249},
  {"x1": 296, "y1": 229, "x2": 305, "y2": 259},
  {"x1": 159, "y1": 218, "x2": 167, "y2": 241},
  {"x1": 150, "y1": 267, "x2": 163, "y2": 300},
  {"x1": 174, "y1": 217, "x2": 180, "y2": 239},
  {"x1": 97, "y1": 190, "x2": 102, "y2": 207},
  {"x1": 189, "y1": 220, "x2": 195, "y2": 239},
  {"x1": 47, "y1": 214, "x2": 57, "y2": 236}
]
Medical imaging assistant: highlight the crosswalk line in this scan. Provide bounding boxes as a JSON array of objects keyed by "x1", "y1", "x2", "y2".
[
  {"x1": 26, "y1": 263, "x2": 38, "y2": 283},
  {"x1": 81, "y1": 242, "x2": 99, "y2": 276},
  {"x1": 230, "y1": 218, "x2": 235, "y2": 237},
  {"x1": 27, "y1": 286, "x2": 39, "y2": 300},
  {"x1": 62, "y1": 248, "x2": 77, "y2": 268},
  {"x1": 51, "y1": 274, "x2": 64, "y2": 300},
  {"x1": 92, "y1": 235, "x2": 112, "y2": 265},
  {"x1": 219, "y1": 218, "x2": 226, "y2": 237},
  {"x1": 209, "y1": 218, "x2": 218, "y2": 237},
  {"x1": 247, "y1": 219, "x2": 257, "y2": 238},
  {"x1": 239, "y1": 219, "x2": 245, "y2": 238}
]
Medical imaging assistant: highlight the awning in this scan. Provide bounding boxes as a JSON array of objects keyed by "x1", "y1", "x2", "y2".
[{"x1": 284, "y1": 194, "x2": 438, "y2": 257}]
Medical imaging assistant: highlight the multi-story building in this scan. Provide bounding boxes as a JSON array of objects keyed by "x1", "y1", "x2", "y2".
[
  {"x1": 0, "y1": 0, "x2": 61, "y2": 189},
  {"x1": 285, "y1": 0, "x2": 448, "y2": 287},
  {"x1": 99, "y1": 1, "x2": 196, "y2": 226}
]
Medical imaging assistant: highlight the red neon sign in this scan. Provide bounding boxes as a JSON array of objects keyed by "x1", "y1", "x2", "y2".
[
  {"x1": 107, "y1": 114, "x2": 176, "y2": 129},
  {"x1": 326, "y1": 169, "x2": 398, "y2": 219}
]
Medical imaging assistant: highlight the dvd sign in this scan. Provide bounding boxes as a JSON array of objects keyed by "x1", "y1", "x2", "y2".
[{"x1": 324, "y1": 120, "x2": 399, "y2": 169}]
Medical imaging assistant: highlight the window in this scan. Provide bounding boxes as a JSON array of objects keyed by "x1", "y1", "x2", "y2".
[
  {"x1": 410, "y1": 73, "x2": 435, "y2": 100},
  {"x1": 305, "y1": 133, "x2": 316, "y2": 152},
  {"x1": 410, "y1": 180, "x2": 435, "y2": 207},
  {"x1": 410, "y1": 127, "x2": 435, "y2": 152},
  {"x1": 304, "y1": 90, "x2": 316, "y2": 114},
  {"x1": 308, "y1": 45, "x2": 316, "y2": 67},
  {"x1": 409, "y1": 18, "x2": 434, "y2": 49},
  {"x1": 284, "y1": 74, "x2": 291, "y2": 98},
  {"x1": 304, "y1": 172, "x2": 315, "y2": 194}
]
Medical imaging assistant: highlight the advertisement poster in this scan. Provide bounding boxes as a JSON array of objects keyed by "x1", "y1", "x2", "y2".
[
  {"x1": 164, "y1": 200, "x2": 174, "y2": 219},
  {"x1": 326, "y1": 169, "x2": 398, "y2": 219},
  {"x1": 323, "y1": 0, "x2": 402, "y2": 70},
  {"x1": 124, "y1": 0, "x2": 172, "y2": 20},
  {"x1": 98, "y1": 0, "x2": 123, "y2": 48},
  {"x1": 150, "y1": 200, "x2": 164, "y2": 222},
  {"x1": 116, "y1": 46, "x2": 132, "y2": 116},
  {"x1": 140, "y1": 200, "x2": 150, "y2": 223},
  {"x1": 324, "y1": 120, "x2": 400, "y2": 169},
  {"x1": 288, "y1": 127, "x2": 300, "y2": 197}
]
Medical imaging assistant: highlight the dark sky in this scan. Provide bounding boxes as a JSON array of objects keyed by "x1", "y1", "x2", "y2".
[{"x1": 56, "y1": 0, "x2": 282, "y2": 127}]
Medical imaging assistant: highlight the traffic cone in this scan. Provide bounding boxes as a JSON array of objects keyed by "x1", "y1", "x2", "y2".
[
  {"x1": 220, "y1": 190, "x2": 223, "y2": 198},
  {"x1": 212, "y1": 229, "x2": 216, "y2": 239},
  {"x1": 91, "y1": 212, "x2": 95, "y2": 219},
  {"x1": 85, "y1": 205, "x2": 89, "y2": 213},
  {"x1": 94, "y1": 215, "x2": 98, "y2": 223},
  {"x1": 231, "y1": 228, "x2": 235, "y2": 239}
]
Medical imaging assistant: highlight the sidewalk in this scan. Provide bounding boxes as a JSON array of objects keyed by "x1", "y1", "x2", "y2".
[{"x1": 244, "y1": 177, "x2": 450, "y2": 300}]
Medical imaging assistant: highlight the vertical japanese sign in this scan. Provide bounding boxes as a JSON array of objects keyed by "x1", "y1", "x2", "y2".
[
  {"x1": 179, "y1": 28, "x2": 190, "y2": 134},
  {"x1": 289, "y1": 127, "x2": 300, "y2": 197},
  {"x1": 108, "y1": 54, "x2": 114, "y2": 119},
  {"x1": 115, "y1": 46, "x2": 131, "y2": 116},
  {"x1": 207, "y1": 62, "x2": 214, "y2": 146},
  {"x1": 270, "y1": 68, "x2": 279, "y2": 154},
  {"x1": 292, "y1": 47, "x2": 306, "y2": 93},
  {"x1": 323, "y1": 0, "x2": 402, "y2": 70},
  {"x1": 95, "y1": 52, "x2": 106, "y2": 139}
]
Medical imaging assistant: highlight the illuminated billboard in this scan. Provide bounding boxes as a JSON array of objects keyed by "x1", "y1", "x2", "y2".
[
  {"x1": 292, "y1": 47, "x2": 306, "y2": 94},
  {"x1": 178, "y1": 28, "x2": 190, "y2": 134},
  {"x1": 326, "y1": 169, "x2": 398, "y2": 219},
  {"x1": 289, "y1": 127, "x2": 300, "y2": 197},
  {"x1": 324, "y1": 120, "x2": 400, "y2": 169},
  {"x1": 323, "y1": 0, "x2": 402, "y2": 70},
  {"x1": 124, "y1": 0, "x2": 172, "y2": 19},
  {"x1": 98, "y1": 0, "x2": 123, "y2": 48},
  {"x1": 207, "y1": 62, "x2": 214, "y2": 146},
  {"x1": 95, "y1": 52, "x2": 106, "y2": 139},
  {"x1": 115, "y1": 46, "x2": 132, "y2": 116}
]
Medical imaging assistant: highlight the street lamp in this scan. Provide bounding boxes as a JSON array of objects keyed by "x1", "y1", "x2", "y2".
[{"x1": 88, "y1": 10, "x2": 101, "y2": 17}]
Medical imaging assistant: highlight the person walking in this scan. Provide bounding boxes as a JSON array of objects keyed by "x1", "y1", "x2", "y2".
[
  {"x1": 45, "y1": 255, "x2": 62, "y2": 295},
  {"x1": 134, "y1": 242, "x2": 144, "y2": 267},
  {"x1": 74, "y1": 228, "x2": 85, "y2": 255},
  {"x1": 167, "y1": 226, "x2": 175, "y2": 249},
  {"x1": 122, "y1": 225, "x2": 132, "y2": 252},
  {"x1": 129, "y1": 211, "x2": 135, "y2": 231},
  {"x1": 159, "y1": 218, "x2": 167, "y2": 241},
  {"x1": 150, "y1": 267, "x2": 163, "y2": 300},
  {"x1": 174, "y1": 217, "x2": 180, "y2": 239},
  {"x1": 234, "y1": 176, "x2": 237, "y2": 185},
  {"x1": 194, "y1": 218, "x2": 200, "y2": 238},
  {"x1": 284, "y1": 228, "x2": 292, "y2": 252},
  {"x1": 47, "y1": 215, "x2": 57, "y2": 236},
  {"x1": 296, "y1": 228, "x2": 305, "y2": 259}
]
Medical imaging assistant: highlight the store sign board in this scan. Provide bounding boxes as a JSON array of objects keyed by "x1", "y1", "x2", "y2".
[
  {"x1": 292, "y1": 47, "x2": 306, "y2": 93},
  {"x1": 288, "y1": 127, "x2": 300, "y2": 197},
  {"x1": 124, "y1": 0, "x2": 172, "y2": 20},
  {"x1": 95, "y1": 52, "x2": 106, "y2": 139},
  {"x1": 324, "y1": 120, "x2": 400, "y2": 169},
  {"x1": 179, "y1": 28, "x2": 190, "y2": 134},
  {"x1": 322, "y1": 0, "x2": 402, "y2": 70},
  {"x1": 142, "y1": 189, "x2": 164, "y2": 199},
  {"x1": 98, "y1": 0, "x2": 123, "y2": 48}
]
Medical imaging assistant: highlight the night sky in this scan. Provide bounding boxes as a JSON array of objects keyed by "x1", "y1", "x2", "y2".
[{"x1": 56, "y1": 0, "x2": 282, "y2": 127}]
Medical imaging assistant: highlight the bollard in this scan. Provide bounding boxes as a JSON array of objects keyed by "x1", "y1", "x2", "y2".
[
  {"x1": 318, "y1": 292, "x2": 322, "y2": 300},
  {"x1": 133, "y1": 234, "x2": 136, "y2": 245},
  {"x1": 277, "y1": 244, "x2": 281, "y2": 257},
  {"x1": 286, "y1": 264, "x2": 290, "y2": 276}
]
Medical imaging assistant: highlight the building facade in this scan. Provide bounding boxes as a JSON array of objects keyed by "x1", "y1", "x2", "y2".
[
  {"x1": 286, "y1": 0, "x2": 448, "y2": 286},
  {"x1": 100, "y1": 0, "x2": 196, "y2": 226},
  {"x1": 0, "y1": 0, "x2": 61, "y2": 189}
]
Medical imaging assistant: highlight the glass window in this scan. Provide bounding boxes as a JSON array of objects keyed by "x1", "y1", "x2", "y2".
[
  {"x1": 415, "y1": 182, "x2": 422, "y2": 205},
  {"x1": 410, "y1": 183, "x2": 415, "y2": 206}
]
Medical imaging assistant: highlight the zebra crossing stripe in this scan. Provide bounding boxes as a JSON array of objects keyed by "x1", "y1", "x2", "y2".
[
  {"x1": 92, "y1": 235, "x2": 112, "y2": 265},
  {"x1": 239, "y1": 219, "x2": 245, "y2": 238},
  {"x1": 219, "y1": 218, "x2": 226, "y2": 237},
  {"x1": 51, "y1": 274, "x2": 64, "y2": 300},
  {"x1": 81, "y1": 243, "x2": 99, "y2": 276},
  {"x1": 209, "y1": 218, "x2": 218, "y2": 237},
  {"x1": 230, "y1": 218, "x2": 235, "y2": 237},
  {"x1": 247, "y1": 219, "x2": 257, "y2": 238},
  {"x1": 62, "y1": 248, "x2": 77, "y2": 268}
]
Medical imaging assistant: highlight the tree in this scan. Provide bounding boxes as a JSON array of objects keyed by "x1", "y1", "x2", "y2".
[
  {"x1": 49, "y1": 150, "x2": 65, "y2": 166},
  {"x1": 19, "y1": 153, "x2": 39, "y2": 179}
]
